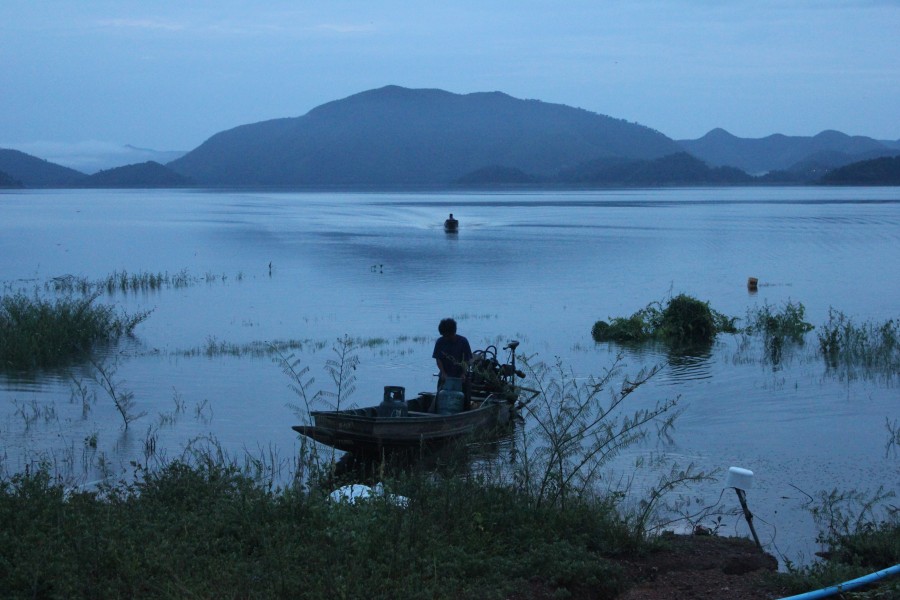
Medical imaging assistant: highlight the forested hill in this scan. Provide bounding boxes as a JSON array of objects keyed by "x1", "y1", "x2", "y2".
[
  {"x1": 821, "y1": 155, "x2": 900, "y2": 185},
  {"x1": 0, "y1": 148, "x2": 86, "y2": 187},
  {"x1": 167, "y1": 85, "x2": 684, "y2": 186},
  {"x1": 76, "y1": 161, "x2": 193, "y2": 188},
  {"x1": 0, "y1": 169, "x2": 22, "y2": 188}
]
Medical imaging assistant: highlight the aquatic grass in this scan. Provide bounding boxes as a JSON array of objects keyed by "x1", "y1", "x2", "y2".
[
  {"x1": 0, "y1": 291, "x2": 150, "y2": 371},
  {"x1": 817, "y1": 309, "x2": 899, "y2": 380},
  {"x1": 743, "y1": 300, "x2": 814, "y2": 364},
  {"x1": 167, "y1": 337, "x2": 322, "y2": 358},
  {"x1": 89, "y1": 358, "x2": 146, "y2": 430},
  {"x1": 69, "y1": 375, "x2": 96, "y2": 419},
  {"x1": 887, "y1": 418, "x2": 900, "y2": 457},
  {"x1": 44, "y1": 268, "x2": 247, "y2": 297}
]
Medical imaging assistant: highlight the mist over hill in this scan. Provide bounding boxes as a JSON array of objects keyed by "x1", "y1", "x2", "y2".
[{"x1": 167, "y1": 85, "x2": 683, "y2": 186}]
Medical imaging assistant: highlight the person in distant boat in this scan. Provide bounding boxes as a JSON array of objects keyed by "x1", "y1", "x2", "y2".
[
  {"x1": 432, "y1": 317, "x2": 472, "y2": 390},
  {"x1": 444, "y1": 213, "x2": 458, "y2": 231}
]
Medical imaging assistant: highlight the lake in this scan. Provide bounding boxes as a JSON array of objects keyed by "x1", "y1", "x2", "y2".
[{"x1": 1, "y1": 186, "x2": 898, "y2": 565}]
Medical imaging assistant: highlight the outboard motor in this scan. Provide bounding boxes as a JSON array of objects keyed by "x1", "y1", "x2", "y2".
[{"x1": 378, "y1": 386, "x2": 408, "y2": 417}]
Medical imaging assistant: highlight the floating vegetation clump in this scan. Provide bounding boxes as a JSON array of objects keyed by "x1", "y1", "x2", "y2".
[
  {"x1": 817, "y1": 309, "x2": 898, "y2": 380},
  {"x1": 592, "y1": 294, "x2": 737, "y2": 346},
  {"x1": 0, "y1": 292, "x2": 150, "y2": 370}
]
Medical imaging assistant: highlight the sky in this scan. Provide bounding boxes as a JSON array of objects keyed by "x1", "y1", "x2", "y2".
[{"x1": 2, "y1": 1, "x2": 899, "y2": 169}]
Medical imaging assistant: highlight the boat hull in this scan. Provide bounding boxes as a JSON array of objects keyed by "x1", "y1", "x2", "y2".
[{"x1": 293, "y1": 399, "x2": 511, "y2": 453}]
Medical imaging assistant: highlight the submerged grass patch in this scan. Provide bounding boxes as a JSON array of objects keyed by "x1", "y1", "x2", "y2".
[
  {"x1": 817, "y1": 309, "x2": 899, "y2": 379},
  {"x1": 46, "y1": 269, "x2": 243, "y2": 296},
  {"x1": 0, "y1": 292, "x2": 150, "y2": 371}
]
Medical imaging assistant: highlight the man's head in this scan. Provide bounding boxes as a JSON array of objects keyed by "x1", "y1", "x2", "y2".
[{"x1": 438, "y1": 318, "x2": 457, "y2": 337}]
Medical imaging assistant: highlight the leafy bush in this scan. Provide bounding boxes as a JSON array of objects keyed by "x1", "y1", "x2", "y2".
[{"x1": 592, "y1": 294, "x2": 737, "y2": 346}]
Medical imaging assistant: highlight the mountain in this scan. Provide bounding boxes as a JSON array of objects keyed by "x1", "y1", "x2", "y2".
[
  {"x1": 0, "y1": 169, "x2": 23, "y2": 188},
  {"x1": 678, "y1": 129, "x2": 898, "y2": 175},
  {"x1": 77, "y1": 161, "x2": 193, "y2": 188},
  {"x1": 820, "y1": 156, "x2": 900, "y2": 185},
  {"x1": 168, "y1": 85, "x2": 684, "y2": 186},
  {"x1": 0, "y1": 148, "x2": 86, "y2": 187},
  {"x1": 456, "y1": 165, "x2": 540, "y2": 185},
  {"x1": 554, "y1": 152, "x2": 753, "y2": 186}
]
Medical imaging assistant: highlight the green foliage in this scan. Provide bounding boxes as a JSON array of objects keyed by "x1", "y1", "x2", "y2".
[
  {"x1": 808, "y1": 487, "x2": 899, "y2": 569},
  {"x1": 512, "y1": 353, "x2": 709, "y2": 540},
  {"x1": 781, "y1": 486, "x2": 900, "y2": 597},
  {"x1": 0, "y1": 292, "x2": 150, "y2": 371},
  {"x1": 818, "y1": 309, "x2": 899, "y2": 379},
  {"x1": 591, "y1": 294, "x2": 737, "y2": 346},
  {"x1": 743, "y1": 300, "x2": 814, "y2": 340},
  {"x1": 742, "y1": 300, "x2": 814, "y2": 364},
  {"x1": 0, "y1": 461, "x2": 636, "y2": 599}
]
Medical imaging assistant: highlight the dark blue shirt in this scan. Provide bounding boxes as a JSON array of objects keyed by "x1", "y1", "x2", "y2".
[{"x1": 432, "y1": 334, "x2": 473, "y2": 378}]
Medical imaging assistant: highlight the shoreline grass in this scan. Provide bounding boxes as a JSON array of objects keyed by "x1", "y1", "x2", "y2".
[{"x1": 2, "y1": 452, "x2": 895, "y2": 599}]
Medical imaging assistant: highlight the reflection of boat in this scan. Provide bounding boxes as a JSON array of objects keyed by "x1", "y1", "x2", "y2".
[
  {"x1": 293, "y1": 341, "x2": 530, "y2": 454},
  {"x1": 444, "y1": 213, "x2": 459, "y2": 233}
]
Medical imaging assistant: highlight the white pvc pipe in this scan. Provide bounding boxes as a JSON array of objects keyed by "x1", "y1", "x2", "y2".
[{"x1": 778, "y1": 563, "x2": 900, "y2": 599}]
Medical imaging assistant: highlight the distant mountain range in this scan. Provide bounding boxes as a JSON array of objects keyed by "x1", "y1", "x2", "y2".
[
  {"x1": 2, "y1": 86, "x2": 899, "y2": 189},
  {"x1": 678, "y1": 128, "x2": 900, "y2": 178}
]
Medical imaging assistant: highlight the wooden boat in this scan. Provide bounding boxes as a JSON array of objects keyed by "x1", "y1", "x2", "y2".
[
  {"x1": 444, "y1": 213, "x2": 459, "y2": 233},
  {"x1": 293, "y1": 341, "x2": 530, "y2": 454},
  {"x1": 292, "y1": 394, "x2": 512, "y2": 454}
]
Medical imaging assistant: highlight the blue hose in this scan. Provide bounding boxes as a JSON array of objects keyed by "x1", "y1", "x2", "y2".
[{"x1": 778, "y1": 563, "x2": 900, "y2": 599}]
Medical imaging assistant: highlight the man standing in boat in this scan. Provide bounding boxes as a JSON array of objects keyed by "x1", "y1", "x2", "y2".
[{"x1": 432, "y1": 318, "x2": 472, "y2": 406}]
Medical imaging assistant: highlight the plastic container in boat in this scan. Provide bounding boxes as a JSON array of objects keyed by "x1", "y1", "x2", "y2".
[
  {"x1": 436, "y1": 377, "x2": 464, "y2": 414},
  {"x1": 378, "y1": 386, "x2": 408, "y2": 417}
]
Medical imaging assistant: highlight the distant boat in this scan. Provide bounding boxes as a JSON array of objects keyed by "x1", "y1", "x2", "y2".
[{"x1": 444, "y1": 213, "x2": 459, "y2": 233}]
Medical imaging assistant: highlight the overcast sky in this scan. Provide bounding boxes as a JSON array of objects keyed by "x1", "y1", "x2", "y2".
[{"x1": 2, "y1": 1, "x2": 898, "y2": 163}]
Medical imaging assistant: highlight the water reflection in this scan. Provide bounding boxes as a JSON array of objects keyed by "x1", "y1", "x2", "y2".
[
  {"x1": 324, "y1": 418, "x2": 521, "y2": 488},
  {"x1": 665, "y1": 344, "x2": 715, "y2": 384}
]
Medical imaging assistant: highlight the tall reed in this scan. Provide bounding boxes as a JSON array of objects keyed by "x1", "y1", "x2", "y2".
[{"x1": 817, "y1": 309, "x2": 899, "y2": 379}]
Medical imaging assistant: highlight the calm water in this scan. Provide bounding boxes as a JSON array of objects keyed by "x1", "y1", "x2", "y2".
[{"x1": 1, "y1": 187, "x2": 898, "y2": 564}]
